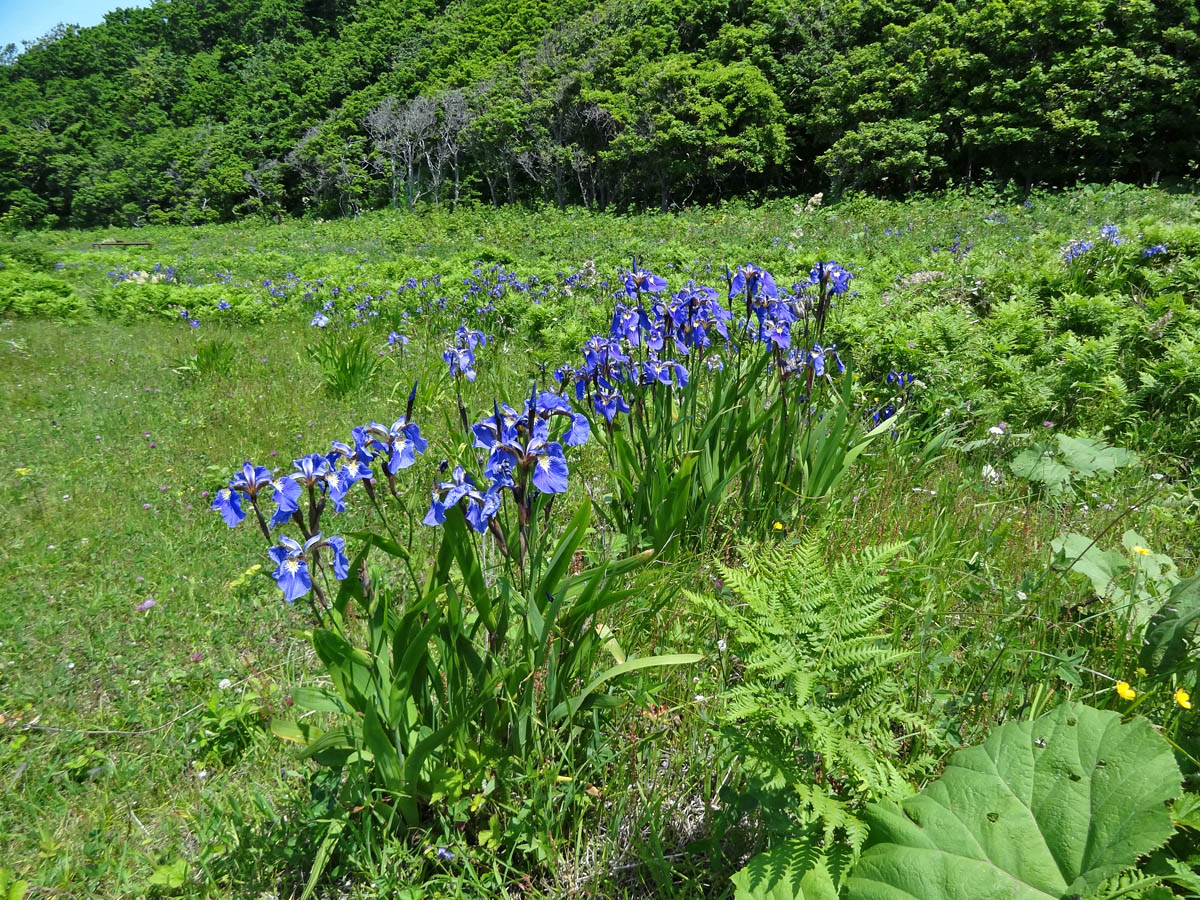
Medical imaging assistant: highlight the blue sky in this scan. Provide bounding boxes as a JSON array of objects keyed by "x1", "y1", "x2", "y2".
[{"x1": 0, "y1": 0, "x2": 151, "y2": 49}]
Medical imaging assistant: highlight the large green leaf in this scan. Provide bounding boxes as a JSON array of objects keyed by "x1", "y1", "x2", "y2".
[
  {"x1": 847, "y1": 703, "x2": 1181, "y2": 900},
  {"x1": 1010, "y1": 449, "x2": 1072, "y2": 491},
  {"x1": 1053, "y1": 434, "x2": 1136, "y2": 478},
  {"x1": 1050, "y1": 532, "x2": 1130, "y2": 600},
  {"x1": 1140, "y1": 573, "x2": 1200, "y2": 675}
]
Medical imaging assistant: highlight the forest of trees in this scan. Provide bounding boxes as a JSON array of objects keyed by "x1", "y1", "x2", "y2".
[{"x1": 2, "y1": 0, "x2": 1198, "y2": 228}]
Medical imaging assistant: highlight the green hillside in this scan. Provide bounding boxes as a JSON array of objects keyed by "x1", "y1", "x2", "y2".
[{"x1": 3, "y1": 0, "x2": 1199, "y2": 227}]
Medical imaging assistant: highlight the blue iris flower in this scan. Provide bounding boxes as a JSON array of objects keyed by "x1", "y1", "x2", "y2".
[
  {"x1": 456, "y1": 325, "x2": 487, "y2": 349},
  {"x1": 532, "y1": 392, "x2": 590, "y2": 447},
  {"x1": 593, "y1": 386, "x2": 631, "y2": 423},
  {"x1": 472, "y1": 404, "x2": 523, "y2": 449},
  {"x1": 641, "y1": 358, "x2": 689, "y2": 388},
  {"x1": 731, "y1": 264, "x2": 778, "y2": 302},
  {"x1": 365, "y1": 417, "x2": 427, "y2": 475},
  {"x1": 610, "y1": 305, "x2": 642, "y2": 345},
  {"x1": 444, "y1": 346, "x2": 477, "y2": 381},
  {"x1": 623, "y1": 265, "x2": 668, "y2": 298},
  {"x1": 325, "y1": 535, "x2": 350, "y2": 580},
  {"x1": 269, "y1": 476, "x2": 302, "y2": 529},
  {"x1": 422, "y1": 465, "x2": 503, "y2": 532},
  {"x1": 484, "y1": 418, "x2": 569, "y2": 494},
  {"x1": 809, "y1": 262, "x2": 853, "y2": 295},
  {"x1": 211, "y1": 486, "x2": 245, "y2": 527},
  {"x1": 269, "y1": 535, "x2": 317, "y2": 604},
  {"x1": 292, "y1": 454, "x2": 333, "y2": 487},
  {"x1": 231, "y1": 463, "x2": 274, "y2": 499},
  {"x1": 764, "y1": 319, "x2": 790, "y2": 349}
]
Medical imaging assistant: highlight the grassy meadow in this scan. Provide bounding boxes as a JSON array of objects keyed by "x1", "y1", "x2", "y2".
[{"x1": 1, "y1": 185, "x2": 1198, "y2": 899}]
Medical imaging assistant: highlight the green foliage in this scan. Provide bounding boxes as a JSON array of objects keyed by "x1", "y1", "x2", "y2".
[
  {"x1": 848, "y1": 703, "x2": 1182, "y2": 900},
  {"x1": 273, "y1": 501, "x2": 699, "y2": 869},
  {"x1": 172, "y1": 337, "x2": 237, "y2": 381},
  {"x1": 1140, "y1": 574, "x2": 1200, "y2": 678},
  {"x1": 0, "y1": 869, "x2": 29, "y2": 900},
  {"x1": 731, "y1": 826, "x2": 843, "y2": 900},
  {"x1": 692, "y1": 527, "x2": 933, "y2": 847},
  {"x1": 4, "y1": 0, "x2": 1200, "y2": 223},
  {"x1": 2, "y1": 192, "x2": 1199, "y2": 900},
  {"x1": 308, "y1": 329, "x2": 383, "y2": 398},
  {"x1": 1052, "y1": 530, "x2": 1179, "y2": 630},
  {"x1": 1009, "y1": 433, "x2": 1137, "y2": 495},
  {"x1": 735, "y1": 704, "x2": 1186, "y2": 900}
]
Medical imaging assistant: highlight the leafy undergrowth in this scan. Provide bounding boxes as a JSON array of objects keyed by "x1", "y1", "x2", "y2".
[{"x1": 0, "y1": 188, "x2": 1198, "y2": 899}]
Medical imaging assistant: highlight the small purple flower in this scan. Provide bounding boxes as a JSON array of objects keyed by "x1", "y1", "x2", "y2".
[{"x1": 135, "y1": 598, "x2": 157, "y2": 611}]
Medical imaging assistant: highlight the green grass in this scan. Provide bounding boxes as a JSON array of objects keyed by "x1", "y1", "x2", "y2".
[{"x1": 0, "y1": 186, "x2": 1198, "y2": 898}]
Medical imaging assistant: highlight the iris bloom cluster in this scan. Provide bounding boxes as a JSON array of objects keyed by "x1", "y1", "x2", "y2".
[
  {"x1": 211, "y1": 386, "x2": 427, "y2": 604},
  {"x1": 552, "y1": 260, "x2": 856, "y2": 427},
  {"x1": 444, "y1": 325, "x2": 488, "y2": 382}
]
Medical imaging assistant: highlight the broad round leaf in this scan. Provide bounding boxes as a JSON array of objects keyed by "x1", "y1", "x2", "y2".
[{"x1": 848, "y1": 703, "x2": 1181, "y2": 900}]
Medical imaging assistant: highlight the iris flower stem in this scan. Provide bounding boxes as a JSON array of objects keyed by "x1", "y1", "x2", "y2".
[
  {"x1": 364, "y1": 483, "x2": 422, "y2": 598},
  {"x1": 247, "y1": 497, "x2": 274, "y2": 546}
]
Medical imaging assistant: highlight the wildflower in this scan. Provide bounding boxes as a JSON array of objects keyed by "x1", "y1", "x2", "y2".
[
  {"x1": 772, "y1": 521, "x2": 784, "y2": 531},
  {"x1": 1062, "y1": 239, "x2": 1094, "y2": 262},
  {"x1": 365, "y1": 414, "x2": 428, "y2": 475},
  {"x1": 311, "y1": 312, "x2": 330, "y2": 327},
  {"x1": 269, "y1": 475, "x2": 302, "y2": 528},
  {"x1": 623, "y1": 263, "x2": 668, "y2": 297},
  {"x1": 1132, "y1": 545, "x2": 1151, "y2": 556},
  {"x1": 809, "y1": 261, "x2": 853, "y2": 295},
  {"x1": 731, "y1": 263, "x2": 779, "y2": 301},
  {"x1": 217, "y1": 300, "x2": 231, "y2": 310},
  {"x1": 268, "y1": 535, "x2": 317, "y2": 603},
  {"x1": 218, "y1": 678, "x2": 232, "y2": 690},
  {"x1": 483, "y1": 415, "x2": 570, "y2": 495},
  {"x1": 1176, "y1": 688, "x2": 1192, "y2": 710},
  {"x1": 1115, "y1": 681, "x2": 1137, "y2": 701},
  {"x1": 423, "y1": 465, "x2": 502, "y2": 533},
  {"x1": 135, "y1": 598, "x2": 157, "y2": 611},
  {"x1": 593, "y1": 385, "x2": 630, "y2": 423},
  {"x1": 443, "y1": 346, "x2": 477, "y2": 382}
]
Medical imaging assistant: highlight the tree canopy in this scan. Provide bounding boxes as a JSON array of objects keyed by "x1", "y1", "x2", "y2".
[{"x1": 2, "y1": 0, "x2": 1198, "y2": 227}]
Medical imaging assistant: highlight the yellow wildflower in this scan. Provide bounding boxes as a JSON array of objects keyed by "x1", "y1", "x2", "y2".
[
  {"x1": 1116, "y1": 681, "x2": 1137, "y2": 701},
  {"x1": 1176, "y1": 688, "x2": 1193, "y2": 710},
  {"x1": 1132, "y1": 545, "x2": 1151, "y2": 556},
  {"x1": 772, "y1": 522, "x2": 784, "y2": 531}
]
